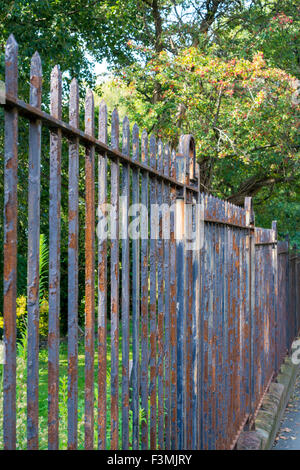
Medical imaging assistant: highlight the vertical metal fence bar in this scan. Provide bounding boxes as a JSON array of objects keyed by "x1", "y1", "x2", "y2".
[
  {"x1": 255, "y1": 238, "x2": 261, "y2": 406},
  {"x1": 203, "y1": 206, "x2": 209, "y2": 448},
  {"x1": 227, "y1": 209, "x2": 233, "y2": 448},
  {"x1": 110, "y1": 108, "x2": 120, "y2": 450},
  {"x1": 3, "y1": 34, "x2": 18, "y2": 450},
  {"x1": 48, "y1": 64, "x2": 62, "y2": 450},
  {"x1": 131, "y1": 123, "x2": 140, "y2": 450},
  {"x1": 175, "y1": 154, "x2": 186, "y2": 449},
  {"x1": 163, "y1": 144, "x2": 171, "y2": 450},
  {"x1": 192, "y1": 175, "x2": 200, "y2": 449},
  {"x1": 27, "y1": 51, "x2": 42, "y2": 450},
  {"x1": 207, "y1": 215, "x2": 213, "y2": 449},
  {"x1": 234, "y1": 226, "x2": 240, "y2": 434},
  {"x1": 201, "y1": 197, "x2": 207, "y2": 449},
  {"x1": 214, "y1": 211, "x2": 221, "y2": 449},
  {"x1": 221, "y1": 213, "x2": 226, "y2": 449},
  {"x1": 272, "y1": 221, "x2": 278, "y2": 373},
  {"x1": 149, "y1": 135, "x2": 157, "y2": 449},
  {"x1": 121, "y1": 116, "x2": 130, "y2": 450},
  {"x1": 170, "y1": 150, "x2": 177, "y2": 450},
  {"x1": 84, "y1": 89, "x2": 95, "y2": 450},
  {"x1": 210, "y1": 212, "x2": 218, "y2": 449},
  {"x1": 185, "y1": 191, "x2": 193, "y2": 449},
  {"x1": 67, "y1": 78, "x2": 79, "y2": 450},
  {"x1": 240, "y1": 228, "x2": 246, "y2": 426},
  {"x1": 97, "y1": 101, "x2": 108, "y2": 449},
  {"x1": 140, "y1": 130, "x2": 149, "y2": 450},
  {"x1": 157, "y1": 139, "x2": 164, "y2": 450},
  {"x1": 196, "y1": 166, "x2": 202, "y2": 450},
  {"x1": 250, "y1": 232, "x2": 255, "y2": 416}
]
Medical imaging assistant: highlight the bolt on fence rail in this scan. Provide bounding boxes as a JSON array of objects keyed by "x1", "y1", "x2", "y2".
[{"x1": 0, "y1": 35, "x2": 299, "y2": 450}]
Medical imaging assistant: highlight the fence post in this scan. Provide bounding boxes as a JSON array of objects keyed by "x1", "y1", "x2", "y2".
[
  {"x1": 175, "y1": 152, "x2": 186, "y2": 449},
  {"x1": 272, "y1": 221, "x2": 278, "y2": 366},
  {"x1": 192, "y1": 162, "x2": 201, "y2": 449},
  {"x1": 27, "y1": 51, "x2": 42, "y2": 450},
  {"x1": 3, "y1": 34, "x2": 18, "y2": 450},
  {"x1": 170, "y1": 150, "x2": 177, "y2": 450},
  {"x1": 98, "y1": 101, "x2": 108, "y2": 450},
  {"x1": 271, "y1": 221, "x2": 278, "y2": 372},
  {"x1": 68, "y1": 77, "x2": 79, "y2": 450},
  {"x1": 48, "y1": 64, "x2": 62, "y2": 450},
  {"x1": 244, "y1": 197, "x2": 255, "y2": 419},
  {"x1": 179, "y1": 135, "x2": 196, "y2": 449}
]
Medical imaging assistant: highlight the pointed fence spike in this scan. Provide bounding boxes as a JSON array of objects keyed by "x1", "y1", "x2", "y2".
[
  {"x1": 5, "y1": 34, "x2": 18, "y2": 97},
  {"x1": 163, "y1": 144, "x2": 170, "y2": 176},
  {"x1": 132, "y1": 124, "x2": 139, "y2": 161},
  {"x1": 85, "y1": 89, "x2": 94, "y2": 137},
  {"x1": 69, "y1": 78, "x2": 79, "y2": 127},
  {"x1": 50, "y1": 65, "x2": 62, "y2": 119},
  {"x1": 157, "y1": 139, "x2": 163, "y2": 172},
  {"x1": 111, "y1": 107, "x2": 119, "y2": 151},
  {"x1": 170, "y1": 149, "x2": 176, "y2": 179},
  {"x1": 122, "y1": 116, "x2": 130, "y2": 156},
  {"x1": 98, "y1": 100, "x2": 107, "y2": 143},
  {"x1": 149, "y1": 135, "x2": 156, "y2": 169},
  {"x1": 141, "y1": 130, "x2": 148, "y2": 164},
  {"x1": 30, "y1": 52, "x2": 42, "y2": 108}
]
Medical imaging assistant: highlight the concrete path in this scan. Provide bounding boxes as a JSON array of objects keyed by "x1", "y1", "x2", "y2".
[{"x1": 273, "y1": 373, "x2": 300, "y2": 449}]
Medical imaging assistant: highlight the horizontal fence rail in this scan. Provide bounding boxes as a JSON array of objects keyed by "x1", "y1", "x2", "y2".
[{"x1": 0, "y1": 36, "x2": 299, "y2": 450}]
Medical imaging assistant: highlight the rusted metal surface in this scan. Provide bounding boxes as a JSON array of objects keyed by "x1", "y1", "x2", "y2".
[
  {"x1": 121, "y1": 116, "x2": 130, "y2": 450},
  {"x1": 157, "y1": 139, "x2": 164, "y2": 450},
  {"x1": 149, "y1": 135, "x2": 157, "y2": 449},
  {"x1": 27, "y1": 51, "x2": 42, "y2": 450},
  {"x1": 1, "y1": 38, "x2": 299, "y2": 452},
  {"x1": 199, "y1": 196, "x2": 255, "y2": 449},
  {"x1": 192, "y1": 164, "x2": 201, "y2": 450},
  {"x1": 170, "y1": 150, "x2": 177, "y2": 451},
  {"x1": 163, "y1": 144, "x2": 171, "y2": 450},
  {"x1": 3, "y1": 34, "x2": 18, "y2": 450},
  {"x1": 97, "y1": 101, "x2": 108, "y2": 450},
  {"x1": 277, "y1": 241, "x2": 288, "y2": 367},
  {"x1": 48, "y1": 64, "x2": 62, "y2": 450},
  {"x1": 131, "y1": 123, "x2": 140, "y2": 450},
  {"x1": 84, "y1": 89, "x2": 95, "y2": 450},
  {"x1": 110, "y1": 108, "x2": 120, "y2": 450},
  {"x1": 175, "y1": 154, "x2": 186, "y2": 450},
  {"x1": 140, "y1": 130, "x2": 149, "y2": 450},
  {"x1": 67, "y1": 78, "x2": 79, "y2": 450}
]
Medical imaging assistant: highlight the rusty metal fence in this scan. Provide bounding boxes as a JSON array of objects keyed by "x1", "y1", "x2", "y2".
[{"x1": 0, "y1": 35, "x2": 299, "y2": 450}]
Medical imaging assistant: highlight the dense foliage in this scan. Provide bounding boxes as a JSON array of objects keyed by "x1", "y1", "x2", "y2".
[{"x1": 114, "y1": 47, "x2": 299, "y2": 229}]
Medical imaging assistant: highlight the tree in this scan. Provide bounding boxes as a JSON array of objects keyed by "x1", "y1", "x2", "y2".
[{"x1": 115, "y1": 47, "x2": 299, "y2": 206}]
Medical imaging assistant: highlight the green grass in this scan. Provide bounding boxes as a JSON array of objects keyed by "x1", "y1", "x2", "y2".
[{"x1": 0, "y1": 329, "x2": 149, "y2": 450}]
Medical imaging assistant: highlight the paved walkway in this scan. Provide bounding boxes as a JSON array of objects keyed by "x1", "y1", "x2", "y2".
[{"x1": 273, "y1": 373, "x2": 300, "y2": 449}]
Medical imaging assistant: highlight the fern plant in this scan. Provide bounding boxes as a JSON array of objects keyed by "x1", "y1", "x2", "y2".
[
  {"x1": 39, "y1": 234, "x2": 49, "y2": 337},
  {"x1": 39, "y1": 234, "x2": 49, "y2": 303}
]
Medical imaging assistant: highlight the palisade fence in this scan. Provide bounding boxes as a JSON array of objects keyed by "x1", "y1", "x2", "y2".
[{"x1": 0, "y1": 35, "x2": 299, "y2": 450}]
